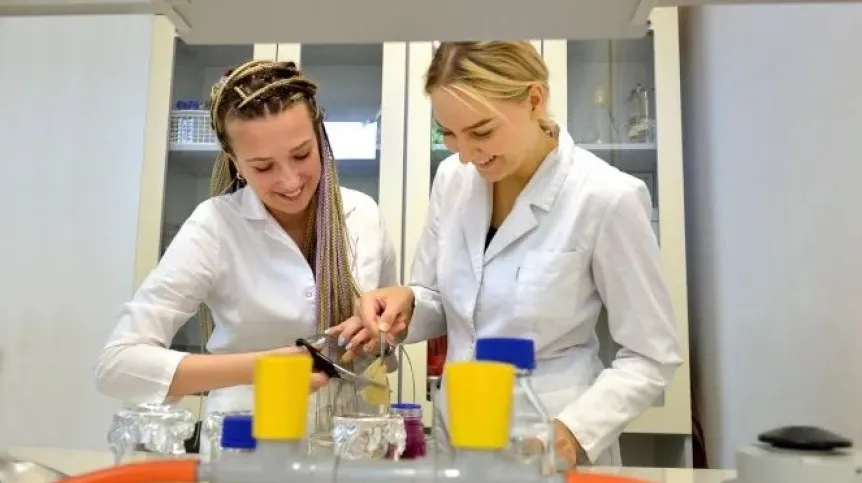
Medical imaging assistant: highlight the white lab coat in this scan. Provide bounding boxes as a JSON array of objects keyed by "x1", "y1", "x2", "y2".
[
  {"x1": 404, "y1": 129, "x2": 682, "y2": 465},
  {"x1": 95, "y1": 186, "x2": 398, "y2": 438}
]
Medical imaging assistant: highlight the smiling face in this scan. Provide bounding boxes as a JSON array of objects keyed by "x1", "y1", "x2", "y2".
[
  {"x1": 224, "y1": 102, "x2": 321, "y2": 220},
  {"x1": 208, "y1": 60, "x2": 362, "y2": 339},
  {"x1": 431, "y1": 85, "x2": 548, "y2": 182}
]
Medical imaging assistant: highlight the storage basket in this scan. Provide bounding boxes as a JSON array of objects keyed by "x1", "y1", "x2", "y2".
[{"x1": 169, "y1": 110, "x2": 218, "y2": 146}]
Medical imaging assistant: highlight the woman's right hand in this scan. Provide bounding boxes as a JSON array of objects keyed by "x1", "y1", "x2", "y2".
[
  {"x1": 327, "y1": 287, "x2": 415, "y2": 357},
  {"x1": 359, "y1": 286, "x2": 415, "y2": 335},
  {"x1": 168, "y1": 345, "x2": 329, "y2": 398}
]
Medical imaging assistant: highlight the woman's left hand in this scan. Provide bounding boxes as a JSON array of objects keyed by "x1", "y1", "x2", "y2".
[
  {"x1": 553, "y1": 419, "x2": 582, "y2": 470},
  {"x1": 326, "y1": 315, "x2": 386, "y2": 363}
]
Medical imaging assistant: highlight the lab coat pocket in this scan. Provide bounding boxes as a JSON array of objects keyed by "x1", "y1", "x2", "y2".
[{"x1": 514, "y1": 249, "x2": 590, "y2": 321}]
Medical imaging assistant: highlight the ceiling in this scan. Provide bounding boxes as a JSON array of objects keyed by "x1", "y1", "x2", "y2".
[
  {"x1": 177, "y1": 42, "x2": 383, "y2": 68},
  {"x1": 2, "y1": 0, "x2": 859, "y2": 44},
  {"x1": 167, "y1": 0, "x2": 651, "y2": 45}
]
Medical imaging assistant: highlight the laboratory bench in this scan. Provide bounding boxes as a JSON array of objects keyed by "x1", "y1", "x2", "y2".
[{"x1": 6, "y1": 446, "x2": 735, "y2": 483}]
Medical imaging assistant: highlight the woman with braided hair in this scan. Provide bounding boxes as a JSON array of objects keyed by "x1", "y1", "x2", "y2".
[{"x1": 95, "y1": 60, "x2": 398, "y2": 444}]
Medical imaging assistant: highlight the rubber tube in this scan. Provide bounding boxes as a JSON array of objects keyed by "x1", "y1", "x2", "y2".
[
  {"x1": 56, "y1": 459, "x2": 198, "y2": 483},
  {"x1": 566, "y1": 473, "x2": 654, "y2": 483}
]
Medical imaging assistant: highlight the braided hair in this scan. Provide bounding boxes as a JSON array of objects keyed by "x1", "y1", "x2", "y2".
[{"x1": 207, "y1": 60, "x2": 360, "y2": 337}]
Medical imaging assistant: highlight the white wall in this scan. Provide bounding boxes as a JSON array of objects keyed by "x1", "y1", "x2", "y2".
[
  {"x1": 679, "y1": 4, "x2": 862, "y2": 468},
  {"x1": 0, "y1": 14, "x2": 157, "y2": 450}
]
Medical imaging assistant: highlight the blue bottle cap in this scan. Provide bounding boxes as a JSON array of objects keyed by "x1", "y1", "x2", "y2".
[
  {"x1": 474, "y1": 337, "x2": 536, "y2": 371},
  {"x1": 220, "y1": 414, "x2": 256, "y2": 450},
  {"x1": 391, "y1": 403, "x2": 421, "y2": 410}
]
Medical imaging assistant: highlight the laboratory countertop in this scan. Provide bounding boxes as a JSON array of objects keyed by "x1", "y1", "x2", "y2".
[{"x1": 5, "y1": 446, "x2": 737, "y2": 483}]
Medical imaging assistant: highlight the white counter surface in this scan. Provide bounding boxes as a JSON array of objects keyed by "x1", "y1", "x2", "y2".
[{"x1": 5, "y1": 447, "x2": 737, "y2": 483}]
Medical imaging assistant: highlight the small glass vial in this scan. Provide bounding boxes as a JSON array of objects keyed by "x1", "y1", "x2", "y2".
[{"x1": 390, "y1": 403, "x2": 427, "y2": 459}]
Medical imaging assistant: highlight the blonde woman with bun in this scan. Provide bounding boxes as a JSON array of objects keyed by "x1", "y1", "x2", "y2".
[{"x1": 331, "y1": 41, "x2": 682, "y2": 468}]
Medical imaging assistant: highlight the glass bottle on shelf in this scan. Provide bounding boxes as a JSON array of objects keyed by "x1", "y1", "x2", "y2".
[
  {"x1": 625, "y1": 83, "x2": 655, "y2": 143},
  {"x1": 590, "y1": 84, "x2": 614, "y2": 144}
]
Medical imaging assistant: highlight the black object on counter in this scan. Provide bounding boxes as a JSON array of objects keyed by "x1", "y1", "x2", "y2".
[
  {"x1": 184, "y1": 421, "x2": 202, "y2": 454},
  {"x1": 758, "y1": 425, "x2": 853, "y2": 451}
]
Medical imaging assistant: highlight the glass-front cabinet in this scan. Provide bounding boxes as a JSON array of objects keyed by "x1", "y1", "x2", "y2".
[
  {"x1": 300, "y1": 44, "x2": 383, "y2": 202},
  {"x1": 561, "y1": 38, "x2": 660, "y2": 240},
  {"x1": 161, "y1": 41, "x2": 266, "y2": 354},
  {"x1": 297, "y1": 41, "x2": 420, "y2": 416},
  {"x1": 542, "y1": 11, "x2": 693, "y2": 461}
]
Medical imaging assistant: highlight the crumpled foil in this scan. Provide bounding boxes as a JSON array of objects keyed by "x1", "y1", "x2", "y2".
[
  {"x1": 107, "y1": 403, "x2": 195, "y2": 464},
  {"x1": 332, "y1": 413, "x2": 407, "y2": 460}
]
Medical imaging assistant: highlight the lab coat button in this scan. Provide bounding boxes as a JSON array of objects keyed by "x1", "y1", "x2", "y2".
[{"x1": 305, "y1": 289, "x2": 314, "y2": 298}]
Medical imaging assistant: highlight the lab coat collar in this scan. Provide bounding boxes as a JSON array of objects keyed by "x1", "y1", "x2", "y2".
[
  {"x1": 524, "y1": 128, "x2": 576, "y2": 212},
  {"x1": 238, "y1": 186, "x2": 268, "y2": 220},
  {"x1": 460, "y1": 128, "x2": 577, "y2": 267},
  {"x1": 238, "y1": 185, "x2": 358, "y2": 221},
  {"x1": 239, "y1": 185, "x2": 359, "y2": 261},
  {"x1": 459, "y1": 173, "x2": 491, "y2": 279}
]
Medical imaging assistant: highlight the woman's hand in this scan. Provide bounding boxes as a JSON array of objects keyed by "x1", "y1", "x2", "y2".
[
  {"x1": 553, "y1": 419, "x2": 582, "y2": 470},
  {"x1": 324, "y1": 316, "x2": 378, "y2": 363},
  {"x1": 308, "y1": 372, "x2": 329, "y2": 392},
  {"x1": 327, "y1": 287, "x2": 415, "y2": 360},
  {"x1": 359, "y1": 286, "x2": 415, "y2": 334},
  {"x1": 168, "y1": 345, "x2": 329, "y2": 397}
]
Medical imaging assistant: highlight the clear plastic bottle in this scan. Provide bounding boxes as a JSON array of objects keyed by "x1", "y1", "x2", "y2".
[{"x1": 475, "y1": 338, "x2": 555, "y2": 473}]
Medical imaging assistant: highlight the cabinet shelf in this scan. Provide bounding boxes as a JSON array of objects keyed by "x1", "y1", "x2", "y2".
[
  {"x1": 167, "y1": 145, "x2": 380, "y2": 179},
  {"x1": 432, "y1": 142, "x2": 656, "y2": 153},
  {"x1": 170, "y1": 142, "x2": 220, "y2": 152},
  {"x1": 578, "y1": 142, "x2": 656, "y2": 151}
]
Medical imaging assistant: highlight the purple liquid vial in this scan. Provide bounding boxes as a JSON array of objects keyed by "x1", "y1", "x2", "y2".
[{"x1": 391, "y1": 403, "x2": 427, "y2": 459}]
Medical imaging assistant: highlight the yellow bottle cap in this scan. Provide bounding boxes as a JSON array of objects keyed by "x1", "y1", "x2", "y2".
[
  {"x1": 445, "y1": 360, "x2": 516, "y2": 450},
  {"x1": 253, "y1": 354, "x2": 312, "y2": 441}
]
